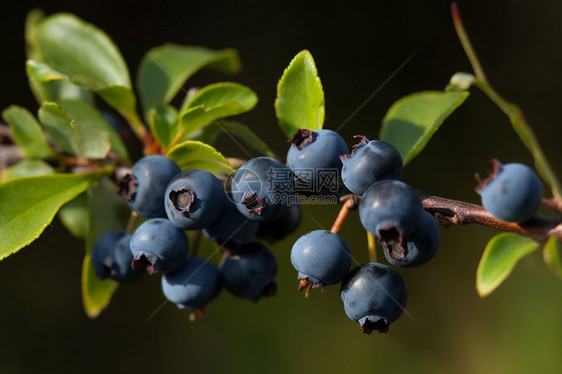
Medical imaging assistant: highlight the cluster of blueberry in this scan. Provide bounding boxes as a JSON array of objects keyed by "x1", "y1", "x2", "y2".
[
  {"x1": 92, "y1": 155, "x2": 299, "y2": 317},
  {"x1": 286, "y1": 129, "x2": 437, "y2": 334},
  {"x1": 90, "y1": 127, "x2": 544, "y2": 333}
]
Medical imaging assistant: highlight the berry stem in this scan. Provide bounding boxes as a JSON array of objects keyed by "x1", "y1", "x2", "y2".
[
  {"x1": 417, "y1": 191, "x2": 562, "y2": 241},
  {"x1": 451, "y1": 2, "x2": 562, "y2": 201},
  {"x1": 331, "y1": 199, "x2": 354, "y2": 234},
  {"x1": 125, "y1": 210, "x2": 139, "y2": 234},
  {"x1": 367, "y1": 232, "x2": 377, "y2": 262}
]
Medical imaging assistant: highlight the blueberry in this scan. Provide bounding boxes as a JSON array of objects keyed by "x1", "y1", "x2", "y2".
[
  {"x1": 130, "y1": 218, "x2": 189, "y2": 274},
  {"x1": 91, "y1": 230, "x2": 144, "y2": 282},
  {"x1": 340, "y1": 262, "x2": 407, "y2": 334},
  {"x1": 117, "y1": 155, "x2": 181, "y2": 218},
  {"x1": 359, "y1": 180, "x2": 423, "y2": 246},
  {"x1": 230, "y1": 157, "x2": 294, "y2": 222},
  {"x1": 476, "y1": 159, "x2": 543, "y2": 223},
  {"x1": 165, "y1": 169, "x2": 224, "y2": 230},
  {"x1": 161, "y1": 257, "x2": 223, "y2": 311},
  {"x1": 255, "y1": 201, "x2": 302, "y2": 242},
  {"x1": 202, "y1": 194, "x2": 260, "y2": 246},
  {"x1": 290, "y1": 230, "x2": 352, "y2": 294},
  {"x1": 221, "y1": 241, "x2": 277, "y2": 302},
  {"x1": 382, "y1": 211, "x2": 440, "y2": 267},
  {"x1": 340, "y1": 136, "x2": 403, "y2": 195},
  {"x1": 287, "y1": 128, "x2": 347, "y2": 185}
]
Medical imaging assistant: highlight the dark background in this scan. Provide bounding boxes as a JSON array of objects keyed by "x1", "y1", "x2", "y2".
[{"x1": 1, "y1": 1, "x2": 562, "y2": 373}]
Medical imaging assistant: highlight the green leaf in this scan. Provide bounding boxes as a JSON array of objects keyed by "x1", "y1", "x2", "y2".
[
  {"x1": 58, "y1": 99, "x2": 129, "y2": 163},
  {"x1": 58, "y1": 192, "x2": 88, "y2": 239},
  {"x1": 380, "y1": 91, "x2": 469, "y2": 165},
  {"x1": 82, "y1": 178, "x2": 130, "y2": 318},
  {"x1": 275, "y1": 50, "x2": 325, "y2": 139},
  {"x1": 137, "y1": 44, "x2": 240, "y2": 114},
  {"x1": 543, "y1": 236, "x2": 562, "y2": 280},
  {"x1": 194, "y1": 120, "x2": 277, "y2": 158},
  {"x1": 166, "y1": 140, "x2": 233, "y2": 174},
  {"x1": 175, "y1": 82, "x2": 258, "y2": 142},
  {"x1": 476, "y1": 233, "x2": 540, "y2": 297},
  {"x1": 38, "y1": 102, "x2": 111, "y2": 159},
  {"x1": 25, "y1": 9, "x2": 44, "y2": 60},
  {"x1": 149, "y1": 105, "x2": 179, "y2": 150},
  {"x1": 30, "y1": 14, "x2": 143, "y2": 137},
  {"x1": 1, "y1": 160, "x2": 55, "y2": 183},
  {"x1": 0, "y1": 169, "x2": 108, "y2": 260},
  {"x1": 2, "y1": 105, "x2": 54, "y2": 158}
]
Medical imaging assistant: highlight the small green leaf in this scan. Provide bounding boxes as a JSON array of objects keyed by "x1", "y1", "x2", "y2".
[
  {"x1": 58, "y1": 99, "x2": 129, "y2": 162},
  {"x1": 476, "y1": 233, "x2": 540, "y2": 297},
  {"x1": 149, "y1": 105, "x2": 179, "y2": 150},
  {"x1": 175, "y1": 82, "x2": 258, "y2": 142},
  {"x1": 2, "y1": 105, "x2": 54, "y2": 158},
  {"x1": 82, "y1": 178, "x2": 130, "y2": 318},
  {"x1": 31, "y1": 14, "x2": 142, "y2": 136},
  {"x1": 543, "y1": 236, "x2": 562, "y2": 280},
  {"x1": 0, "y1": 169, "x2": 109, "y2": 260},
  {"x1": 167, "y1": 140, "x2": 233, "y2": 174},
  {"x1": 275, "y1": 50, "x2": 325, "y2": 139},
  {"x1": 38, "y1": 102, "x2": 111, "y2": 159},
  {"x1": 58, "y1": 192, "x2": 88, "y2": 239},
  {"x1": 194, "y1": 120, "x2": 277, "y2": 158},
  {"x1": 25, "y1": 9, "x2": 44, "y2": 60},
  {"x1": 137, "y1": 44, "x2": 240, "y2": 114},
  {"x1": 0, "y1": 160, "x2": 55, "y2": 183},
  {"x1": 380, "y1": 91, "x2": 469, "y2": 165}
]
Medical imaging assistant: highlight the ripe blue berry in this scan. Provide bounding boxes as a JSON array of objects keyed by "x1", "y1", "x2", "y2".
[
  {"x1": 287, "y1": 128, "x2": 347, "y2": 184},
  {"x1": 91, "y1": 230, "x2": 144, "y2": 282},
  {"x1": 161, "y1": 257, "x2": 223, "y2": 311},
  {"x1": 256, "y1": 201, "x2": 302, "y2": 242},
  {"x1": 202, "y1": 194, "x2": 260, "y2": 246},
  {"x1": 382, "y1": 211, "x2": 440, "y2": 267},
  {"x1": 230, "y1": 157, "x2": 294, "y2": 222},
  {"x1": 476, "y1": 159, "x2": 543, "y2": 223},
  {"x1": 340, "y1": 262, "x2": 407, "y2": 334},
  {"x1": 165, "y1": 169, "x2": 224, "y2": 230},
  {"x1": 340, "y1": 136, "x2": 403, "y2": 195},
  {"x1": 290, "y1": 230, "x2": 352, "y2": 294},
  {"x1": 359, "y1": 180, "x2": 423, "y2": 246},
  {"x1": 221, "y1": 241, "x2": 278, "y2": 302},
  {"x1": 130, "y1": 218, "x2": 189, "y2": 274},
  {"x1": 118, "y1": 155, "x2": 181, "y2": 218}
]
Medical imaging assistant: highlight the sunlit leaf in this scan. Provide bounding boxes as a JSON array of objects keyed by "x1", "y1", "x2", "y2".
[
  {"x1": 275, "y1": 50, "x2": 324, "y2": 139},
  {"x1": 2, "y1": 105, "x2": 54, "y2": 158},
  {"x1": 0, "y1": 160, "x2": 55, "y2": 183},
  {"x1": 167, "y1": 140, "x2": 233, "y2": 175},
  {"x1": 380, "y1": 91, "x2": 469, "y2": 165},
  {"x1": 82, "y1": 178, "x2": 130, "y2": 318},
  {"x1": 138, "y1": 44, "x2": 240, "y2": 114},
  {"x1": 543, "y1": 236, "x2": 562, "y2": 280},
  {"x1": 476, "y1": 233, "x2": 539, "y2": 297},
  {"x1": 149, "y1": 105, "x2": 179, "y2": 150},
  {"x1": 0, "y1": 169, "x2": 109, "y2": 260}
]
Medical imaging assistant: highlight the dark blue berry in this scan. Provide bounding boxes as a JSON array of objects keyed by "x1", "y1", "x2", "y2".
[
  {"x1": 91, "y1": 230, "x2": 144, "y2": 282},
  {"x1": 255, "y1": 201, "x2": 302, "y2": 242},
  {"x1": 161, "y1": 257, "x2": 223, "y2": 311},
  {"x1": 340, "y1": 262, "x2": 407, "y2": 334},
  {"x1": 165, "y1": 169, "x2": 224, "y2": 230},
  {"x1": 290, "y1": 230, "x2": 352, "y2": 294},
  {"x1": 221, "y1": 241, "x2": 277, "y2": 302},
  {"x1": 118, "y1": 155, "x2": 181, "y2": 218},
  {"x1": 287, "y1": 129, "x2": 347, "y2": 185},
  {"x1": 340, "y1": 136, "x2": 403, "y2": 195},
  {"x1": 202, "y1": 194, "x2": 260, "y2": 246},
  {"x1": 130, "y1": 218, "x2": 189, "y2": 274},
  {"x1": 382, "y1": 211, "x2": 440, "y2": 267},
  {"x1": 230, "y1": 157, "x2": 294, "y2": 222},
  {"x1": 476, "y1": 159, "x2": 543, "y2": 223},
  {"x1": 359, "y1": 180, "x2": 423, "y2": 246}
]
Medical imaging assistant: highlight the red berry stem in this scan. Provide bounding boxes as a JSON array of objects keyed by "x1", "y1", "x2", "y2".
[{"x1": 331, "y1": 199, "x2": 355, "y2": 234}]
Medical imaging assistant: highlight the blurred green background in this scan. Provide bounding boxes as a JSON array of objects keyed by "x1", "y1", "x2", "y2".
[{"x1": 1, "y1": 0, "x2": 562, "y2": 373}]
